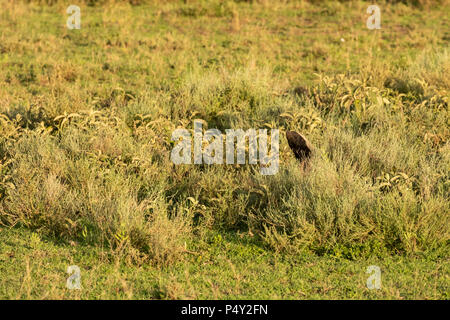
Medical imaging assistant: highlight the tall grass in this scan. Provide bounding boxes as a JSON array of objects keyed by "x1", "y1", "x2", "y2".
[{"x1": 0, "y1": 0, "x2": 448, "y2": 265}]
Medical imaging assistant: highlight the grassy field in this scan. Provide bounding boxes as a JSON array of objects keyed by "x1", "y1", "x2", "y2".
[{"x1": 0, "y1": 0, "x2": 449, "y2": 299}]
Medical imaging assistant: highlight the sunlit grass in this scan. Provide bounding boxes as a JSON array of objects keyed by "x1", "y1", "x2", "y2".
[{"x1": 0, "y1": 0, "x2": 449, "y2": 299}]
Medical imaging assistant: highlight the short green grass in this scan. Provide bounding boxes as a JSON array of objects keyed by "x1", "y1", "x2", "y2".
[
  {"x1": 1, "y1": 227, "x2": 448, "y2": 299},
  {"x1": 0, "y1": 0, "x2": 449, "y2": 299}
]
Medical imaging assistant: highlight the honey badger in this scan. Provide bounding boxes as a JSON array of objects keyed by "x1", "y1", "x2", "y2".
[{"x1": 286, "y1": 131, "x2": 311, "y2": 162}]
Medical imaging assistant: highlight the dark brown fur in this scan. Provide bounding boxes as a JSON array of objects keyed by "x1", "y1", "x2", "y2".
[{"x1": 286, "y1": 131, "x2": 311, "y2": 162}]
